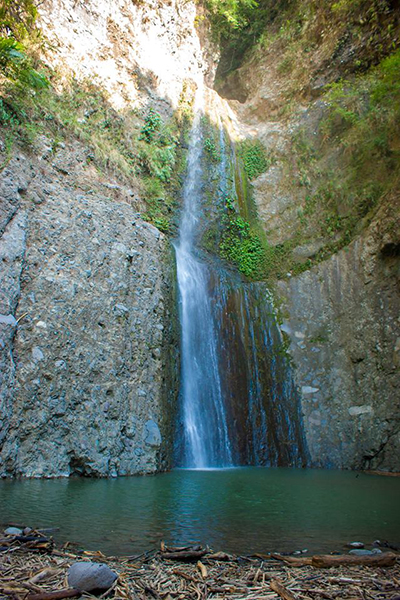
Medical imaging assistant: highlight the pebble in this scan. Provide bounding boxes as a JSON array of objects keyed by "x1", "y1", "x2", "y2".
[{"x1": 68, "y1": 562, "x2": 118, "y2": 592}]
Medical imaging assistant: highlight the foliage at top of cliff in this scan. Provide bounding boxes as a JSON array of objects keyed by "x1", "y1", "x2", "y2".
[
  {"x1": 0, "y1": 0, "x2": 48, "y2": 89},
  {"x1": 0, "y1": 1, "x2": 194, "y2": 234},
  {"x1": 210, "y1": 0, "x2": 400, "y2": 92}
]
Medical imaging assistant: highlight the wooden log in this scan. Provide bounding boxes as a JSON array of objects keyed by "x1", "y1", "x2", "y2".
[
  {"x1": 270, "y1": 577, "x2": 297, "y2": 600},
  {"x1": 311, "y1": 552, "x2": 397, "y2": 568},
  {"x1": 162, "y1": 543, "x2": 203, "y2": 553},
  {"x1": 28, "y1": 568, "x2": 61, "y2": 585},
  {"x1": 206, "y1": 551, "x2": 232, "y2": 561},
  {"x1": 197, "y1": 560, "x2": 207, "y2": 578},
  {"x1": 271, "y1": 553, "x2": 312, "y2": 567},
  {"x1": 26, "y1": 589, "x2": 80, "y2": 600},
  {"x1": 15, "y1": 535, "x2": 50, "y2": 543},
  {"x1": 161, "y1": 549, "x2": 207, "y2": 561}
]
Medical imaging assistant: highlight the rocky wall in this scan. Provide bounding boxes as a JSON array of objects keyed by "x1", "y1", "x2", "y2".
[
  {"x1": 37, "y1": 0, "x2": 216, "y2": 112},
  {"x1": 278, "y1": 199, "x2": 400, "y2": 471},
  {"x1": 0, "y1": 138, "x2": 178, "y2": 477}
]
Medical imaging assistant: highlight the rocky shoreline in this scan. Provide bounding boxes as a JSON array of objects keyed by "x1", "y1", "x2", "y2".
[{"x1": 1, "y1": 527, "x2": 399, "y2": 600}]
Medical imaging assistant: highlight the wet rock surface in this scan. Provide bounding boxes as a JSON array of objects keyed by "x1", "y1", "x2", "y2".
[{"x1": 278, "y1": 198, "x2": 400, "y2": 471}]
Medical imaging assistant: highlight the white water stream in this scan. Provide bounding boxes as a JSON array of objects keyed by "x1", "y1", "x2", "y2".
[{"x1": 174, "y1": 99, "x2": 233, "y2": 468}]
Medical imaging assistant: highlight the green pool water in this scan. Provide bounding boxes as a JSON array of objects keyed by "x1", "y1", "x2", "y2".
[{"x1": 1, "y1": 468, "x2": 399, "y2": 556}]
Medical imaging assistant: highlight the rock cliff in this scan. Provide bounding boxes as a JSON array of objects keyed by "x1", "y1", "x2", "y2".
[
  {"x1": 0, "y1": 137, "x2": 180, "y2": 476},
  {"x1": 0, "y1": 0, "x2": 399, "y2": 476},
  {"x1": 0, "y1": 0, "x2": 213, "y2": 476},
  {"x1": 215, "y1": 0, "x2": 400, "y2": 471}
]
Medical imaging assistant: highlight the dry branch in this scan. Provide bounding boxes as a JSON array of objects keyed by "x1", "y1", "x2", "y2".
[
  {"x1": 161, "y1": 550, "x2": 207, "y2": 561},
  {"x1": 270, "y1": 577, "x2": 297, "y2": 600},
  {"x1": 0, "y1": 538, "x2": 399, "y2": 600},
  {"x1": 26, "y1": 590, "x2": 80, "y2": 600}
]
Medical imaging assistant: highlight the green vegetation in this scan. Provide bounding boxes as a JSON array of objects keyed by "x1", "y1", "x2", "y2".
[
  {"x1": 139, "y1": 108, "x2": 162, "y2": 142},
  {"x1": 219, "y1": 214, "x2": 265, "y2": 277},
  {"x1": 204, "y1": 136, "x2": 220, "y2": 161},
  {"x1": 138, "y1": 108, "x2": 184, "y2": 230},
  {"x1": 209, "y1": 0, "x2": 399, "y2": 105},
  {"x1": 199, "y1": 120, "x2": 292, "y2": 281},
  {"x1": 205, "y1": 0, "x2": 273, "y2": 74},
  {"x1": 0, "y1": 0, "x2": 193, "y2": 233},
  {"x1": 0, "y1": 74, "x2": 189, "y2": 231},
  {"x1": 237, "y1": 139, "x2": 274, "y2": 180},
  {"x1": 0, "y1": 0, "x2": 48, "y2": 90},
  {"x1": 0, "y1": 1, "x2": 195, "y2": 233},
  {"x1": 271, "y1": 47, "x2": 400, "y2": 273},
  {"x1": 206, "y1": 0, "x2": 258, "y2": 38}
]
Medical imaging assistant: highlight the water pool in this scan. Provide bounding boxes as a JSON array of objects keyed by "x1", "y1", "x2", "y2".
[{"x1": 1, "y1": 468, "x2": 399, "y2": 555}]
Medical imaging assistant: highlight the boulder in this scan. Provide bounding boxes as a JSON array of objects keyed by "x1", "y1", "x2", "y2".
[
  {"x1": 67, "y1": 562, "x2": 118, "y2": 591},
  {"x1": 4, "y1": 527, "x2": 22, "y2": 535}
]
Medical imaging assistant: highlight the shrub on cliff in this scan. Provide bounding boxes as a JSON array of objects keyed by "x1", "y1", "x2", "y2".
[{"x1": 0, "y1": 0, "x2": 48, "y2": 89}]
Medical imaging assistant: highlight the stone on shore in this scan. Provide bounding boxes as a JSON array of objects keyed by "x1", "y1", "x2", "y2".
[
  {"x1": 4, "y1": 527, "x2": 23, "y2": 535},
  {"x1": 349, "y1": 548, "x2": 382, "y2": 556},
  {"x1": 67, "y1": 562, "x2": 118, "y2": 591}
]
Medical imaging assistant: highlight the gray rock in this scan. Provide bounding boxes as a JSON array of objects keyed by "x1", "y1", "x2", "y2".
[
  {"x1": 346, "y1": 542, "x2": 364, "y2": 549},
  {"x1": 144, "y1": 419, "x2": 162, "y2": 447},
  {"x1": 4, "y1": 526, "x2": 22, "y2": 535},
  {"x1": 348, "y1": 548, "x2": 382, "y2": 556},
  {"x1": 67, "y1": 562, "x2": 118, "y2": 591},
  {"x1": 0, "y1": 141, "x2": 178, "y2": 478},
  {"x1": 278, "y1": 205, "x2": 400, "y2": 471}
]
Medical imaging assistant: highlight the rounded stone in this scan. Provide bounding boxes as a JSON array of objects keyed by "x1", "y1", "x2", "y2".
[
  {"x1": 4, "y1": 527, "x2": 22, "y2": 535},
  {"x1": 67, "y1": 562, "x2": 118, "y2": 591}
]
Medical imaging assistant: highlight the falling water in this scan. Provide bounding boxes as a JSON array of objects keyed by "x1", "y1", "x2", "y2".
[
  {"x1": 174, "y1": 93, "x2": 308, "y2": 469},
  {"x1": 174, "y1": 108, "x2": 233, "y2": 468}
]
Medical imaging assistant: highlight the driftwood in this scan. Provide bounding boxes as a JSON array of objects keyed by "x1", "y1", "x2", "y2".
[
  {"x1": 161, "y1": 549, "x2": 207, "y2": 561},
  {"x1": 271, "y1": 552, "x2": 397, "y2": 568},
  {"x1": 26, "y1": 590, "x2": 80, "y2": 600},
  {"x1": 1, "y1": 537, "x2": 399, "y2": 600},
  {"x1": 196, "y1": 560, "x2": 208, "y2": 578},
  {"x1": 270, "y1": 577, "x2": 297, "y2": 600},
  {"x1": 0, "y1": 530, "x2": 53, "y2": 554},
  {"x1": 271, "y1": 553, "x2": 313, "y2": 567},
  {"x1": 206, "y1": 551, "x2": 232, "y2": 561},
  {"x1": 311, "y1": 552, "x2": 397, "y2": 568}
]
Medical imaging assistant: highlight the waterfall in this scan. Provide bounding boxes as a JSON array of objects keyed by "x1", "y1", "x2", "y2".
[
  {"x1": 174, "y1": 108, "x2": 233, "y2": 469},
  {"x1": 174, "y1": 93, "x2": 308, "y2": 469}
]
